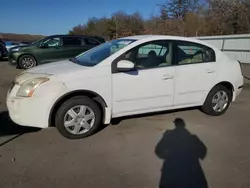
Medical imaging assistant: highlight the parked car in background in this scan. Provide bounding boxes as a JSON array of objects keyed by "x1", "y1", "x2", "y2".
[
  {"x1": 8, "y1": 35, "x2": 105, "y2": 69},
  {"x1": 20, "y1": 41, "x2": 32, "y2": 45},
  {"x1": 5, "y1": 41, "x2": 27, "y2": 51},
  {"x1": 7, "y1": 35, "x2": 244, "y2": 139},
  {"x1": 0, "y1": 39, "x2": 8, "y2": 60}
]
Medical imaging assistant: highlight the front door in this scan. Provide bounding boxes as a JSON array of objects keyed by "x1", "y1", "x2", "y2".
[
  {"x1": 36, "y1": 36, "x2": 63, "y2": 63},
  {"x1": 112, "y1": 40, "x2": 176, "y2": 117},
  {"x1": 173, "y1": 41, "x2": 217, "y2": 106}
]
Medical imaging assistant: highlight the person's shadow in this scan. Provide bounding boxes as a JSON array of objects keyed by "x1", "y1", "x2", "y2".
[{"x1": 155, "y1": 118, "x2": 208, "y2": 188}]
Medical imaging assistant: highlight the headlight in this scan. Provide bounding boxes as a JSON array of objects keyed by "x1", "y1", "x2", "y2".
[{"x1": 16, "y1": 77, "x2": 49, "y2": 97}]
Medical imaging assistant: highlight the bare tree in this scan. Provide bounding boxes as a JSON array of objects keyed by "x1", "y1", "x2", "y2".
[{"x1": 69, "y1": 1, "x2": 250, "y2": 39}]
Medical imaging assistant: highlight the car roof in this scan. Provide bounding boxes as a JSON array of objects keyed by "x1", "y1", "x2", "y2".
[
  {"x1": 48, "y1": 34, "x2": 104, "y2": 39},
  {"x1": 121, "y1": 35, "x2": 194, "y2": 40},
  {"x1": 120, "y1": 35, "x2": 219, "y2": 51}
]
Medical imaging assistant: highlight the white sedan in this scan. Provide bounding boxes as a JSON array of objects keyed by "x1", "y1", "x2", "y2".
[{"x1": 6, "y1": 35, "x2": 244, "y2": 139}]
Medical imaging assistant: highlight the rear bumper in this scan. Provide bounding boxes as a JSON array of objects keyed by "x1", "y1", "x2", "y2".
[
  {"x1": 232, "y1": 76, "x2": 244, "y2": 102},
  {"x1": 234, "y1": 87, "x2": 243, "y2": 100},
  {"x1": 238, "y1": 85, "x2": 244, "y2": 89}
]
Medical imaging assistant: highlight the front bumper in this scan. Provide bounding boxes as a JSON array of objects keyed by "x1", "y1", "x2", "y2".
[
  {"x1": 6, "y1": 85, "x2": 50, "y2": 129},
  {"x1": 6, "y1": 77, "x2": 71, "y2": 129},
  {"x1": 8, "y1": 52, "x2": 19, "y2": 66},
  {"x1": 0, "y1": 51, "x2": 8, "y2": 58}
]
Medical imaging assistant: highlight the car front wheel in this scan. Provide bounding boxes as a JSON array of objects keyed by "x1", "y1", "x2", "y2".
[
  {"x1": 202, "y1": 85, "x2": 232, "y2": 116},
  {"x1": 19, "y1": 55, "x2": 37, "y2": 69},
  {"x1": 55, "y1": 96, "x2": 102, "y2": 139}
]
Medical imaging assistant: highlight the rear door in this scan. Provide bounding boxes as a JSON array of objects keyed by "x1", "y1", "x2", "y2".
[
  {"x1": 84, "y1": 37, "x2": 101, "y2": 50},
  {"x1": 61, "y1": 36, "x2": 85, "y2": 58},
  {"x1": 173, "y1": 40, "x2": 217, "y2": 106}
]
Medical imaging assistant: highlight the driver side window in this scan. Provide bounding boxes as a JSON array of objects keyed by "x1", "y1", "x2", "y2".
[
  {"x1": 43, "y1": 37, "x2": 60, "y2": 47},
  {"x1": 122, "y1": 40, "x2": 172, "y2": 70}
]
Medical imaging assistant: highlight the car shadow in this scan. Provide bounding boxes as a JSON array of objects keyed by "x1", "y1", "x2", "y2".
[
  {"x1": 0, "y1": 111, "x2": 40, "y2": 147},
  {"x1": 155, "y1": 118, "x2": 208, "y2": 188}
]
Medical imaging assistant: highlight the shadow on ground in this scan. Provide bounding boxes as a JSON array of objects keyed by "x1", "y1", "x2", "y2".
[
  {"x1": 0, "y1": 111, "x2": 40, "y2": 146},
  {"x1": 155, "y1": 118, "x2": 208, "y2": 188}
]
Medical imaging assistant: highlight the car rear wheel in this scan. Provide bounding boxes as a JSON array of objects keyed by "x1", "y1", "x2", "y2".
[
  {"x1": 19, "y1": 55, "x2": 37, "y2": 69},
  {"x1": 202, "y1": 85, "x2": 232, "y2": 116},
  {"x1": 55, "y1": 96, "x2": 102, "y2": 139}
]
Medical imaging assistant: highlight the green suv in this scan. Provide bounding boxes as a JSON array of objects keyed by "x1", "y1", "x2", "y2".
[{"x1": 8, "y1": 35, "x2": 105, "y2": 69}]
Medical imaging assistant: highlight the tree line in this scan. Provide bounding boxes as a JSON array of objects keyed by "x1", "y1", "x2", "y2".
[
  {"x1": 69, "y1": 0, "x2": 250, "y2": 40},
  {"x1": 0, "y1": 33, "x2": 44, "y2": 42}
]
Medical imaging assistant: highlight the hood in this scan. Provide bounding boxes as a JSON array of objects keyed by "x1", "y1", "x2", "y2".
[
  {"x1": 15, "y1": 60, "x2": 89, "y2": 85},
  {"x1": 26, "y1": 59, "x2": 88, "y2": 75},
  {"x1": 9, "y1": 44, "x2": 29, "y2": 51}
]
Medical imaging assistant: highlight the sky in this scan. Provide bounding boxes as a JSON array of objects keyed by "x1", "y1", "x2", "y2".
[{"x1": 1, "y1": 0, "x2": 165, "y2": 35}]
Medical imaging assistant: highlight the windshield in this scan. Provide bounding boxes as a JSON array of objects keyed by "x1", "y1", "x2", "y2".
[
  {"x1": 31, "y1": 37, "x2": 47, "y2": 45},
  {"x1": 73, "y1": 39, "x2": 136, "y2": 66}
]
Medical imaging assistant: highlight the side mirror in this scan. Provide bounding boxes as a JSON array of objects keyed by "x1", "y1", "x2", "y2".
[
  {"x1": 117, "y1": 60, "x2": 135, "y2": 72},
  {"x1": 40, "y1": 43, "x2": 48, "y2": 48}
]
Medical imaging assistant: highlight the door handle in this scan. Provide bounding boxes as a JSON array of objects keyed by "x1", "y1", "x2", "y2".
[{"x1": 162, "y1": 75, "x2": 174, "y2": 80}]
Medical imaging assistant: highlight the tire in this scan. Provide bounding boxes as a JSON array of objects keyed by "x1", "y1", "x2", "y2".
[
  {"x1": 19, "y1": 55, "x2": 37, "y2": 69},
  {"x1": 202, "y1": 85, "x2": 232, "y2": 116},
  {"x1": 55, "y1": 96, "x2": 102, "y2": 139}
]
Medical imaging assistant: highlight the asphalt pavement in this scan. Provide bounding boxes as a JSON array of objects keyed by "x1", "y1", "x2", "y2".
[{"x1": 0, "y1": 61, "x2": 250, "y2": 188}]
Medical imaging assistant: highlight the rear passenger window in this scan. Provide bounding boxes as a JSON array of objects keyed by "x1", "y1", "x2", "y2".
[
  {"x1": 62, "y1": 37, "x2": 82, "y2": 46},
  {"x1": 85, "y1": 38, "x2": 100, "y2": 45},
  {"x1": 175, "y1": 41, "x2": 215, "y2": 65}
]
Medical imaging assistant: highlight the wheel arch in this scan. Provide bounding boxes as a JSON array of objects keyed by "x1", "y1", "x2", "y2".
[
  {"x1": 213, "y1": 81, "x2": 234, "y2": 93},
  {"x1": 204, "y1": 81, "x2": 234, "y2": 103},
  {"x1": 49, "y1": 90, "x2": 108, "y2": 127}
]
